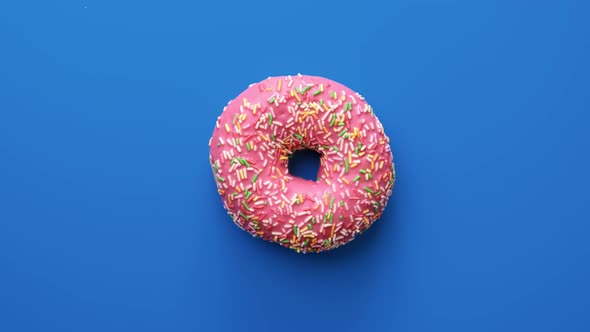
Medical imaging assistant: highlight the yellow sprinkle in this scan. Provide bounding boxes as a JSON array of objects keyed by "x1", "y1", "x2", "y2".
[
  {"x1": 320, "y1": 84, "x2": 324, "y2": 92},
  {"x1": 281, "y1": 201, "x2": 285, "y2": 209},
  {"x1": 325, "y1": 179, "x2": 331, "y2": 185},
  {"x1": 364, "y1": 217, "x2": 370, "y2": 225},
  {"x1": 341, "y1": 94, "x2": 346, "y2": 101},
  {"x1": 253, "y1": 196, "x2": 259, "y2": 201},
  {"x1": 276, "y1": 168, "x2": 283, "y2": 177},
  {"x1": 260, "y1": 133, "x2": 269, "y2": 141},
  {"x1": 294, "y1": 92, "x2": 301, "y2": 102},
  {"x1": 290, "y1": 90, "x2": 295, "y2": 97},
  {"x1": 324, "y1": 194, "x2": 329, "y2": 205},
  {"x1": 243, "y1": 98, "x2": 247, "y2": 107},
  {"x1": 322, "y1": 103, "x2": 329, "y2": 111},
  {"x1": 299, "y1": 193, "x2": 304, "y2": 203},
  {"x1": 341, "y1": 177, "x2": 350, "y2": 184},
  {"x1": 380, "y1": 160, "x2": 385, "y2": 169},
  {"x1": 371, "y1": 160, "x2": 375, "y2": 170},
  {"x1": 313, "y1": 204, "x2": 319, "y2": 210},
  {"x1": 349, "y1": 151, "x2": 352, "y2": 164},
  {"x1": 281, "y1": 179, "x2": 286, "y2": 190},
  {"x1": 265, "y1": 87, "x2": 273, "y2": 91},
  {"x1": 237, "y1": 122, "x2": 242, "y2": 132},
  {"x1": 277, "y1": 79, "x2": 282, "y2": 91},
  {"x1": 252, "y1": 104, "x2": 258, "y2": 114},
  {"x1": 224, "y1": 123, "x2": 230, "y2": 133}
]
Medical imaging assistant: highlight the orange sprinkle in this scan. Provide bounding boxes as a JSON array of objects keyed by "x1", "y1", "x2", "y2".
[
  {"x1": 323, "y1": 127, "x2": 329, "y2": 134},
  {"x1": 276, "y1": 168, "x2": 283, "y2": 177},
  {"x1": 330, "y1": 222, "x2": 336, "y2": 237},
  {"x1": 299, "y1": 193, "x2": 304, "y2": 203},
  {"x1": 341, "y1": 177, "x2": 350, "y2": 184},
  {"x1": 324, "y1": 194, "x2": 329, "y2": 205},
  {"x1": 348, "y1": 151, "x2": 352, "y2": 164},
  {"x1": 235, "y1": 186, "x2": 241, "y2": 192},
  {"x1": 322, "y1": 103, "x2": 329, "y2": 111},
  {"x1": 294, "y1": 92, "x2": 301, "y2": 102},
  {"x1": 277, "y1": 79, "x2": 282, "y2": 91},
  {"x1": 259, "y1": 133, "x2": 269, "y2": 141}
]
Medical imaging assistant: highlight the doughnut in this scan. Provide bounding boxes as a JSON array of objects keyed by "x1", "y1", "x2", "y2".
[{"x1": 209, "y1": 74, "x2": 395, "y2": 253}]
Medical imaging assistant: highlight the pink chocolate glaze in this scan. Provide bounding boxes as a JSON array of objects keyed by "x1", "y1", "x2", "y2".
[{"x1": 209, "y1": 74, "x2": 395, "y2": 253}]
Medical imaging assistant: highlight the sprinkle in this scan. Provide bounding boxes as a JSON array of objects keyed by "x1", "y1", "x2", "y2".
[
  {"x1": 217, "y1": 176, "x2": 225, "y2": 182},
  {"x1": 293, "y1": 225, "x2": 299, "y2": 237},
  {"x1": 224, "y1": 123, "x2": 230, "y2": 133},
  {"x1": 268, "y1": 96, "x2": 276, "y2": 104},
  {"x1": 242, "y1": 201, "x2": 251, "y2": 210},
  {"x1": 242, "y1": 98, "x2": 247, "y2": 107},
  {"x1": 344, "y1": 159, "x2": 349, "y2": 173},
  {"x1": 330, "y1": 197, "x2": 335, "y2": 209},
  {"x1": 308, "y1": 224, "x2": 313, "y2": 230},
  {"x1": 353, "y1": 175, "x2": 361, "y2": 182},
  {"x1": 232, "y1": 114, "x2": 238, "y2": 124},
  {"x1": 301, "y1": 85, "x2": 312, "y2": 95},
  {"x1": 329, "y1": 114, "x2": 337, "y2": 127},
  {"x1": 330, "y1": 91, "x2": 337, "y2": 99},
  {"x1": 313, "y1": 89, "x2": 322, "y2": 96},
  {"x1": 277, "y1": 79, "x2": 282, "y2": 91},
  {"x1": 268, "y1": 113, "x2": 273, "y2": 125},
  {"x1": 252, "y1": 174, "x2": 258, "y2": 183},
  {"x1": 294, "y1": 133, "x2": 303, "y2": 140},
  {"x1": 364, "y1": 187, "x2": 375, "y2": 194},
  {"x1": 338, "y1": 129, "x2": 348, "y2": 137}
]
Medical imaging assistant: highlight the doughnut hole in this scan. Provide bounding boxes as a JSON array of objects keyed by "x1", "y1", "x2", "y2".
[{"x1": 287, "y1": 149, "x2": 322, "y2": 181}]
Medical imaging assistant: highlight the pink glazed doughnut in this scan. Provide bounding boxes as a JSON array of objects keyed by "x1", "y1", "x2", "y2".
[{"x1": 209, "y1": 74, "x2": 395, "y2": 253}]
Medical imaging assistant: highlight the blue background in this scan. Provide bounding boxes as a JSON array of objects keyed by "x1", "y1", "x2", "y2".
[{"x1": 1, "y1": 1, "x2": 589, "y2": 331}]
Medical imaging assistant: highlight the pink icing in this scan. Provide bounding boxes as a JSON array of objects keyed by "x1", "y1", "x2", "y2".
[{"x1": 209, "y1": 74, "x2": 395, "y2": 253}]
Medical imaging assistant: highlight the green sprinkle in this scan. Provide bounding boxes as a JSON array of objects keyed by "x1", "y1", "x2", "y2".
[
  {"x1": 323, "y1": 214, "x2": 328, "y2": 223},
  {"x1": 330, "y1": 197, "x2": 335, "y2": 209},
  {"x1": 301, "y1": 85, "x2": 312, "y2": 95},
  {"x1": 295, "y1": 87, "x2": 301, "y2": 94},
  {"x1": 246, "y1": 143, "x2": 251, "y2": 151},
  {"x1": 360, "y1": 169, "x2": 367, "y2": 174},
  {"x1": 338, "y1": 122, "x2": 345, "y2": 126},
  {"x1": 268, "y1": 96, "x2": 276, "y2": 104},
  {"x1": 217, "y1": 176, "x2": 225, "y2": 182},
  {"x1": 233, "y1": 114, "x2": 238, "y2": 124},
  {"x1": 329, "y1": 213, "x2": 333, "y2": 222},
  {"x1": 245, "y1": 189, "x2": 252, "y2": 199},
  {"x1": 271, "y1": 134, "x2": 276, "y2": 141},
  {"x1": 376, "y1": 191, "x2": 382, "y2": 196},
  {"x1": 344, "y1": 158, "x2": 349, "y2": 173},
  {"x1": 332, "y1": 146, "x2": 339, "y2": 152},
  {"x1": 303, "y1": 238, "x2": 310, "y2": 247},
  {"x1": 319, "y1": 99, "x2": 324, "y2": 105},
  {"x1": 330, "y1": 91, "x2": 336, "y2": 99},
  {"x1": 368, "y1": 173, "x2": 373, "y2": 179},
  {"x1": 308, "y1": 224, "x2": 313, "y2": 230},
  {"x1": 216, "y1": 143, "x2": 221, "y2": 147},
  {"x1": 313, "y1": 89, "x2": 322, "y2": 96},
  {"x1": 364, "y1": 187, "x2": 375, "y2": 194},
  {"x1": 293, "y1": 225, "x2": 299, "y2": 237},
  {"x1": 324, "y1": 239, "x2": 331, "y2": 245},
  {"x1": 322, "y1": 145, "x2": 331, "y2": 150},
  {"x1": 294, "y1": 133, "x2": 303, "y2": 140},
  {"x1": 340, "y1": 201, "x2": 344, "y2": 207},
  {"x1": 239, "y1": 212, "x2": 249, "y2": 220},
  {"x1": 233, "y1": 192, "x2": 238, "y2": 197},
  {"x1": 344, "y1": 102, "x2": 352, "y2": 111},
  {"x1": 339, "y1": 215, "x2": 343, "y2": 220},
  {"x1": 329, "y1": 114, "x2": 337, "y2": 127},
  {"x1": 338, "y1": 129, "x2": 348, "y2": 137},
  {"x1": 251, "y1": 174, "x2": 258, "y2": 183},
  {"x1": 353, "y1": 175, "x2": 361, "y2": 182},
  {"x1": 281, "y1": 239, "x2": 290, "y2": 243},
  {"x1": 242, "y1": 201, "x2": 251, "y2": 210},
  {"x1": 269, "y1": 113, "x2": 273, "y2": 125}
]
